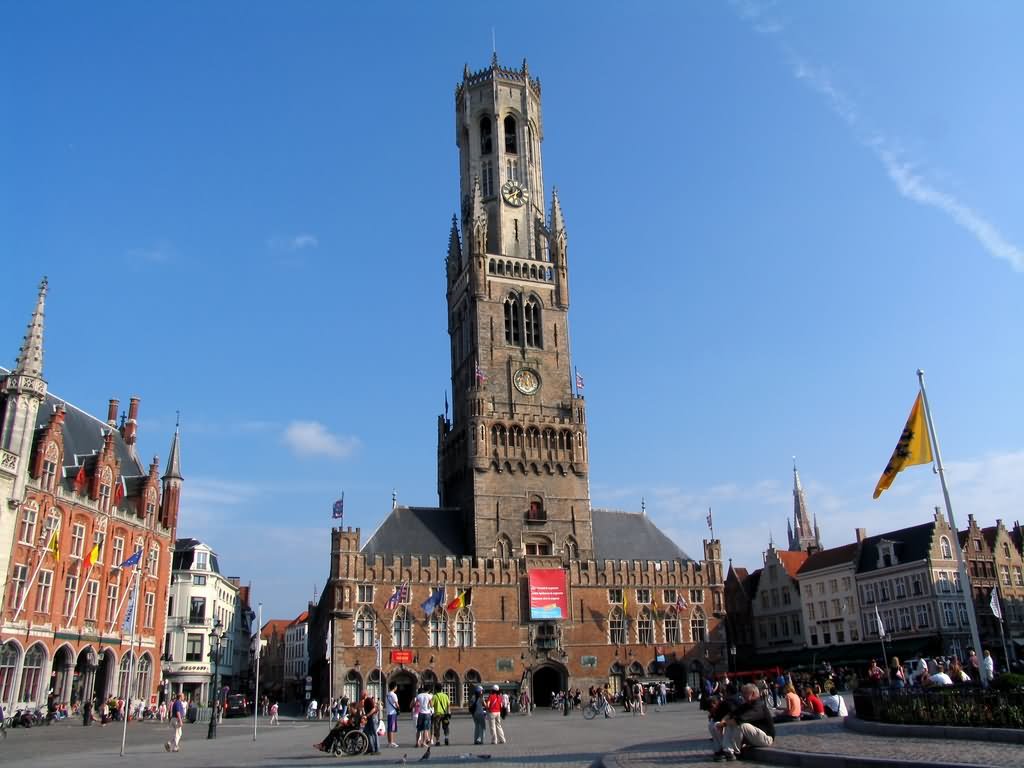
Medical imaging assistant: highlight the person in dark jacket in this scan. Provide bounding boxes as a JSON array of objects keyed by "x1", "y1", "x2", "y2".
[{"x1": 710, "y1": 683, "x2": 775, "y2": 761}]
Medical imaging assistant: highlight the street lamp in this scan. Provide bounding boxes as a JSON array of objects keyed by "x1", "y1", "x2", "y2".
[
  {"x1": 207, "y1": 619, "x2": 225, "y2": 740},
  {"x1": 730, "y1": 645, "x2": 737, "y2": 673}
]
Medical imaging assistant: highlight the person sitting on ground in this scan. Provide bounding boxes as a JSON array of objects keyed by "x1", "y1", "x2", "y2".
[
  {"x1": 773, "y1": 683, "x2": 802, "y2": 723},
  {"x1": 927, "y1": 663, "x2": 954, "y2": 686},
  {"x1": 710, "y1": 683, "x2": 775, "y2": 762},
  {"x1": 819, "y1": 686, "x2": 848, "y2": 718},
  {"x1": 801, "y1": 686, "x2": 825, "y2": 720}
]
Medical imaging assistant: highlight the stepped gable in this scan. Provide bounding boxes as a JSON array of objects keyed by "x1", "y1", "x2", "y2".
[
  {"x1": 856, "y1": 521, "x2": 936, "y2": 574},
  {"x1": 591, "y1": 509, "x2": 692, "y2": 562},
  {"x1": 360, "y1": 505, "x2": 469, "y2": 559},
  {"x1": 796, "y1": 542, "x2": 861, "y2": 574},
  {"x1": 776, "y1": 549, "x2": 809, "y2": 578}
]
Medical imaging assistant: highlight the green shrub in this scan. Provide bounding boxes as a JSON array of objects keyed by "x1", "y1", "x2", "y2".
[{"x1": 991, "y1": 673, "x2": 1024, "y2": 692}]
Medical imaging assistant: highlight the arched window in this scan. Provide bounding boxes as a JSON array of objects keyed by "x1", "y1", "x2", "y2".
[
  {"x1": 563, "y1": 537, "x2": 578, "y2": 560},
  {"x1": 940, "y1": 536, "x2": 952, "y2": 559},
  {"x1": 482, "y1": 160, "x2": 494, "y2": 196},
  {"x1": 118, "y1": 652, "x2": 133, "y2": 699},
  {"x1": 136, "y1": 654, "x2": 153, "y2": 701},
  {"x1": 455, "y1": 609, "x2": 474, "y2": 648},
  {"x1": 527, "y1": 495, "x2": 545, "y2": 522},
  {"x1": 480, "y1": 116, "x2": 493, "y2": 155},
  {"x1": 608, "y1": 662, "x2": 624, "y2": 697},
  {"x1": 504, "y1": 296, "x2": 521, "y2": 344},
  {"x1": 524, "y1": 298, "x2": 542, "y2": 348},
  {"x1": 496, "y1": 535, "x2": 513, "y2": 561},
  {"x1": 690, "y1": 608, "x2": 707, "y2": 642},
  {"x1": 344, "y1": 670, "x2": 362, "y2": 702},
  {"x1": 504, "y1": 116, "x2": 517, "y2": 154},
  {"x1": 637, "y1": 608, "x2": 654, "y2": 645},
  {"x1": 354, "y1": 607, "x2": 375, "y2": 647},
  {"x1": 0, "y1": 642, "x2": 21, "y2": 702},
  {"x1": 664, "y1": 608, "x2": 681, "y2": 644},
  {"x1": 443, "y1": 670, "x2": 460, "y2": 705},
  {"x1": 429, "y1": 611, "x2": 448, "y2": 648},
  {"x1": 488, "y1": 259, "x2": 496, "y2": 273},
  {"x1": 463, "y1": 669, "x2": 481, "y2": 704},
  {"x1": 392, "y1": 606, "x2": 413, "y2": 648},
  {"x1": 19, "y1": 643, "x2": 46, "y2": 703},
  {"x1": 421, "y1": 669, "x2": 438, "y2": 689},
  {"x1": 608, "y1": 607, "x2": 627, "y2": 645},
  {"x1": 369, "y1": 669, "x2": 384, "y2": 699}
]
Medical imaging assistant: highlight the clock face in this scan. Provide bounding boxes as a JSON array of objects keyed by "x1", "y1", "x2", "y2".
[
  {"x1": 513, "y1": 368, "x2": 540, "y2": 395},
  {"x1": 501, "y1": 179, "x2": 528, "y2": 207}
]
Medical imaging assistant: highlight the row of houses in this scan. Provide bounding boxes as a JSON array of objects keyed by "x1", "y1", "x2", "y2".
[{"x1": 727, "y1": 504, "x2": 1024, "y2": 669}]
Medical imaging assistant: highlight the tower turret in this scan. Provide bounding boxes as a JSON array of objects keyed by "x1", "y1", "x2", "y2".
[{"x1": 160, "y1": 420, "x2": 183, "y2": 530}]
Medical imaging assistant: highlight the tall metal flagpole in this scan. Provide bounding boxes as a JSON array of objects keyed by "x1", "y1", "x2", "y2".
[
  {"x1": 120, "y1": 564, "x2": 142, "y2": 756},
  {"x1": 992, "y1": 588, "x2": 1011, "y2": 671},
  {"x1": 916, "y1": 369, "x2": 986, "y2": 685},
  {"x1": 253, "y1": 602, "x2": 261, "y2": 741}
]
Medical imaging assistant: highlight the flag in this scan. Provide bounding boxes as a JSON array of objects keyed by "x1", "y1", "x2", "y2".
[
  {"x1": 73, "y1": 464, "x2": 88, "y2": 493},
  {"x1": 575, "y1": 370, "x2": 585, "y2": 390},
  {"x1": 873, "y1": 393, "x2": 933, "y2": 499},
  {"x1": 474, "y1": 363, "x2": 487, "y2": 384},
  {"x1": 990, "y1": 589, "x2": 1003, "y2": 621},
  {"x1": 623, "y1": 590, "x2": 628, "y2": 615},
  {"x1": 374, "y1": 634, "x2": 382, "y2": 670},
  {"x1": 420, "y1": 587, "x2": 445, "y2": 616},
  {"x1": 118, "y1": 550, "x2": 142, "y2": 569},
  {"x1": 46, "y1": 526, "x2": 60, "y2": 561},
  {"x1": 706, "y1": 508, "x2": 714, "y2": 531},
  {"x1": 325, "y1": 623, "x2": 333, "y2": 661},
  {"x1": 385, "y1": 583, "x2": 408, "y2": 611},
  {"x1": 122, "y1": 583, "x2": 137, "y2": 633},
  {"x1": 112, "y1": 478, "x2": 125, "y2": 505},
  {"x1": 332, "y1": 494, "x2": 345, "y2": 520},
  {"x1": 650, "y1": 591, "x2": 659, "y2": 618},
  {"x1": 875, "y1": 605, "x2": 886, "y2": 638},
  {"x1": 446, "y1": 588, "x2": 471, "y2": 612},
  {"x1": 675, "y1": 594, "x2": 688, "y2": 612},
  {"x1": 85, "y1": 543, "x2": 100, "y2": 568}
]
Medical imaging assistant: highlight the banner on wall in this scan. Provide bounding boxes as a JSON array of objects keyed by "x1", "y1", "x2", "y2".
[{"x1": 528, "y1": 568, "x2": 569, "y2": 620}]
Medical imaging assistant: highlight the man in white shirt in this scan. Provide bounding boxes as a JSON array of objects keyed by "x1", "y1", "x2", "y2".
[
  {"x1": 928, "y1": 664, "x2": 953, "y2": 686},
  {"x1": 981, "y1": 650, "x2": 995, "y2": 686},
  {"x1": 414, "y1": 687, "x2": 433, "y2": 748},
  {"x1": 386, "y1": 683, "x2": 400, "y2": 748}
]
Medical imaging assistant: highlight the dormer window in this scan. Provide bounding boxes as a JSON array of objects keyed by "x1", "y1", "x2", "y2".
[{"x1": 195, "y1": 550, "x2": 209, "y2": 571}]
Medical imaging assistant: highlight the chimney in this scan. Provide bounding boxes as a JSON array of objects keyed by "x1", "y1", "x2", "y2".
[
  {"x1": 124, "y1": 396, "x2": 140, "y2": 447},
  {"x1": 855, "y1": 528, "x2": 866, "y2": 543},
  {"x1": 107, "y1": 398, "x2": 119, "y2": 427}
]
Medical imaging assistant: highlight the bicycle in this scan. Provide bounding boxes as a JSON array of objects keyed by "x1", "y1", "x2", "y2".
[{"x1": 582, "y1": 698, "x2": 615, "y2": 719}]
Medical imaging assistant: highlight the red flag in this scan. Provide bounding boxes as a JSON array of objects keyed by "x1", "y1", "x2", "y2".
[
  {"x1": 74, "y1": 465, "x2": 88, "y2": 492},
  {"x1": 113, "y1": 478, "x2": 125, "y2": 505}
]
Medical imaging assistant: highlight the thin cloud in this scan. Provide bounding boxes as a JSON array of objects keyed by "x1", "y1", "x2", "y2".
[
  {"x1": 126, "y1": 243, "x2": 174, "y2": 265},
  {"x1": 268, "y1": 233, "x2": 320, "y2": 252},
  {"x1": 283, "y1": 420, "x2": 358, "y2": 459},
  {"x1": 734, "y1": 3, "x2": 1024, "y2": 272}
]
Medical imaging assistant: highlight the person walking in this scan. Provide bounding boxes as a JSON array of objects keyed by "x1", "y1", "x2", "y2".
[
  {"x1": 470, "y1": 685, "x2": 487, "y2": 745},
  {"x1": 431, "y1": 683, "x2": 451, "y2": 746},
  {"x1": 981, "y1": 650, "x2": 996, "y2": 686},
  {"x1": 486, "y1": 685, "x2": 506, "y2": 744},
  {"x1": 165, "y1": 692, "x2": 185, "y2": 753},
  {"x1": 270, "y1": 701, "x2": 279, "y2": 725},
  {"x1": 385, "y1": 683, "x2": 400, "y2": 748},
  {"x1": 414, "y1": 685, "x2": 433, "y2": 747},
  {"x1": 361, "y1": 691, "x2": 380, "y2": 755}
]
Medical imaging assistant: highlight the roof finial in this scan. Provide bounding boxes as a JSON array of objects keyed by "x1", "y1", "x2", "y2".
[
  {"x1": 392, "y1": 488, "x2": 397, "y2": 510},
  {"x1": 491, "y1": 28, "x2": 497, "y2": 65},
  {"x1": 641, "y1": 496, "x2": 646, "y2": 516}
]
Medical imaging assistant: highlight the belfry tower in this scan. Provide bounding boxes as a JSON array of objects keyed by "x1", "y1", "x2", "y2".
[{"x1": 438, "y1": 56, "x2": 592, "y2": 560}]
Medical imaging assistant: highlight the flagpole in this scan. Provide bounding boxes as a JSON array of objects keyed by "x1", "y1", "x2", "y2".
[
  {"x1": 108, "y1": 561, "x2": 141, "y2": 635},
  {"x1": 253, "y1": 602, "x2": 261, "y2": 741},
  {"x1": 69, "y1": 559, "x2": 97, "y2": 623},
  {"x1": 120, "y1": 564, "x2": 142, "y2": 757},
  {"x1": 916, "y1": 369, "x2": 985, "y2": 685},
  {"x1": 12, "y1": 523, "x2": 59, "y2": 622},
  {"x1": 993, "y1": 589, "x2": 1011, "y2": 672}
]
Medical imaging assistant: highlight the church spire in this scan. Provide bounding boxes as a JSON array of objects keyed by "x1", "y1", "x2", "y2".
[
  {"x1": 14, "y1": 276, "x2": 47, "y2": 379},
  {"x1": 163, "y1": 416, "x2": 183, "y2": 481},
  {"x1": 788, "y1": 457, "x2": 821, "y2": 552}
]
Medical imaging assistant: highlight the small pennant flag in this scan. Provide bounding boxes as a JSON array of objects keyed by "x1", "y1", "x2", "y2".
[
  {"x1": 85, "y1": 543, "x2": 100, "y2": 568},
  {"x1": 73, "y1": 464, "x2": 88, "y2": 493},
  {"x1": 675, "y1": 594, "x2": 689, "y2": 612},
  {"x1": 446, "y1": 588, "x2": 471, "y2": 612},
  {"x1": 112, "y1": 478, "x2": 125, "y2": 506},
  {"x1": 706, "y1": 508, "x2": 714, "y2": 531},
  {"x1": 875, "y1": 605, "x2": 886, "y2": 638},
  {"x1": 575, "y1": 370, "x2": 585, "y2": 390},
  {"x1": 385, "y1": 583, "x2": 409, "y2": 611},
  {"x1": 119, "y1": 550, "x2": 142, "y2": 569},
  {"x1": 990, "y1": 589, "x2": 1003, "y2": 621},
  {"x1": 873, "y1": 393, "x2": 933, "y2": 499},
  {"x1": 332, "y1": 494, "x2": 345, "y2": 520}
]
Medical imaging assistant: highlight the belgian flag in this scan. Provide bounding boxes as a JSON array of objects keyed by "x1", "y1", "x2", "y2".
[{"x1": 446, "y1": 588, "x2": 471, "y2": 612}]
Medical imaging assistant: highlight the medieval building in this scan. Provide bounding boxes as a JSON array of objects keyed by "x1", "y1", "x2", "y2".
[
  {"x1": 309, "y1": 57, "x2": 725, "y2": 710},
  {"x1": 1, "y1": 279, "x2": 181, "y2": 712}
]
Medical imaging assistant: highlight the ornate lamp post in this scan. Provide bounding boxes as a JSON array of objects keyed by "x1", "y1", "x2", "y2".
[{"x1": 207, "y1": 618, "x2": 224, "y2": 740}]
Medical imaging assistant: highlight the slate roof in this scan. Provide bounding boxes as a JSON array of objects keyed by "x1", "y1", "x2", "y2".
[
  {"x1": 856, "y1": 521, "x2": 937, "y2": 574},
  {"x1": 592, "y1": 509, "x2": 691, "y2": 562},
  {"x1": 361, "y1": 506, "x2": 469, "y2": 559},
  {"x1": 797, "y1": 542, "x2": 861, "y2": 575},
  {"x1": 0, "y1": 367, "x2": 145, "y2": 482},
  {"x1": 359, "y1": 505, "x2": 692, "y2": 562},
  {"x1": 172, "y1": 537, "x2": 222, "y2": 574}
]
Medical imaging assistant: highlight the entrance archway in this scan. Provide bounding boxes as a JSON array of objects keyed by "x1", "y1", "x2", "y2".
[
  {"x1": 665, "y1": 662, "x2": 686, "y2": 702},
  {"x1": 531, "y1": 663, "x2": 566, "y2": 708},
  {"x1": 388, "y1": 670, "x2": 417, "y2": 712},
  {"x1": 73, "y1": 647, "x2": 97, "y2": 706},
  {"x1": 96, "y1": 649, "x2": 115, "y2": 703},
  {"x1": 51, "y1": 645, "x2": 75, "y2": 704}
]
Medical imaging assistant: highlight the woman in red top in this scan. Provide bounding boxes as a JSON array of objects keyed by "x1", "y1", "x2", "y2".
[
  {"x1": 801, "y1": 687, "x2": 825, "y2": 719},
  {"x1": 485, "y1": 685, "x2": 506, "y2": 744}
]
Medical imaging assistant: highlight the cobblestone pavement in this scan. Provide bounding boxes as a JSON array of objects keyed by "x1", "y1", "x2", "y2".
[{"x1": 602, "y1": 718, "x2": 1024, "y2": 768}]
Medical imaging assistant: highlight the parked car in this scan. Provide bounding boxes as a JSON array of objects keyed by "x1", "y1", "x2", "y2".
[{"x1": 224, "y1": 694, "x2": 249, "y2": 718}]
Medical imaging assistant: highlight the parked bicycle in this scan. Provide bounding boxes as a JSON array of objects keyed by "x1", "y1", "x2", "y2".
[{"x1": 583, "y1": 698, "x2": 615, "y2": 719}]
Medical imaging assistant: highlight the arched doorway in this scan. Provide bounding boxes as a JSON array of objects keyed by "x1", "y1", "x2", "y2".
[
  {"x1": 96, "y1": 649, "x2": 115, "y2": 703},
  {"x1": 689, "y1": 660, "x2": 704, "y2": 695},
  {"x1": 73, "y1": 647, "x2": 98, "y2": 706},
  {"x1": 388, "y1": 670, "x2": 417, "y2": 712},
  {"x1": 51, "y1": 645, "x2": 75, "y2": 704},
  {"x1": 665, "y1": 662, "x2": 687, "y2": 702},
  {"x1": 531, "y1": 663, "x2": 566, "y2": 708}
]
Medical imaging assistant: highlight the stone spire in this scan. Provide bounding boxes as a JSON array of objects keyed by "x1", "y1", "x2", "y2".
[
  {"x1": 550, "y1": 189, "x2": 569, "y2": 308},
  {"x1": 788, "y1": 457, "x2": 821, "y2": 552},
  {"x1": 163, "y1": 416, "x2": 183, "y2": 482},
  {"x1": 14, "y1": 276, "x2": 47, "y2": 379},
  {"x1": 446, "y1": 214, "x2": 462, "y2": 285}
]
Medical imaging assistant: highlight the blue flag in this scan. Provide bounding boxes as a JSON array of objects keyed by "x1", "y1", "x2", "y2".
[
  {"x1": 419, "y1": 587, "x2": 445, "y2": 616},
  {"x1": 122, "y1": 584, "x2": 137, "y2": 633},
  {"x1": 119, "y1": 550, "x2": 142, "y2": 569}
]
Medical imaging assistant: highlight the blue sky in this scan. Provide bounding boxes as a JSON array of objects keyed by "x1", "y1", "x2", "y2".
[{"x1": 2, "y1": 2, "x2": 1022, "y2": 621}]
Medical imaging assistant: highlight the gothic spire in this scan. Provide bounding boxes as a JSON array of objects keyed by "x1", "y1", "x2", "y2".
[
  {"x1": 549, "y1": 187, "x2": 566, "y2": 237},
  {"x1": 14, "y1": 276, "x2": 47, "y2": 378},
  {"x1": 162, "y1": 416, "x2": 183, "y2": 481},
  {"x1": 447, "y1": 215, "x2": 462, "y2": 262},
  {"x1": 789, "y1": 457, "x2": 819, "y2": 552}
]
